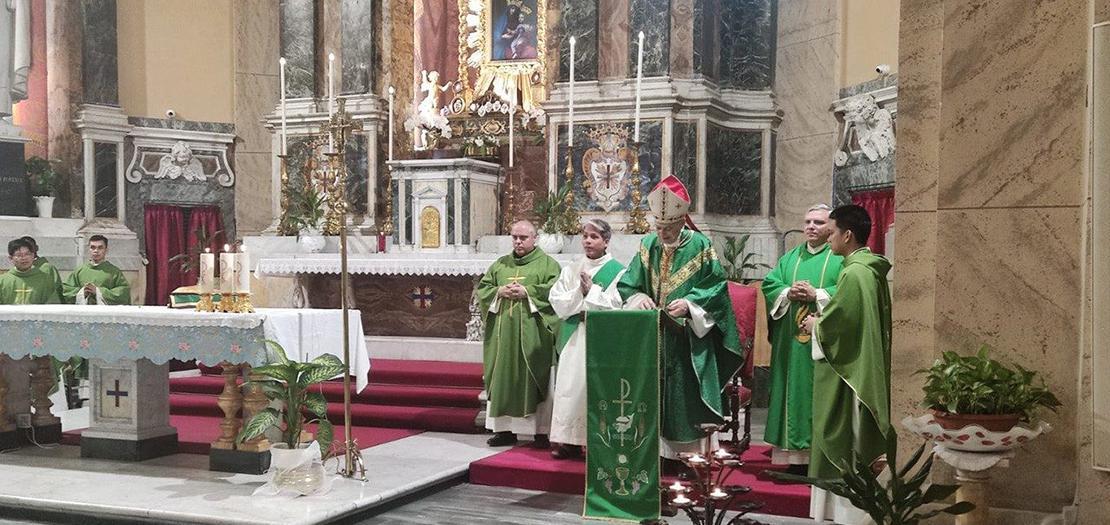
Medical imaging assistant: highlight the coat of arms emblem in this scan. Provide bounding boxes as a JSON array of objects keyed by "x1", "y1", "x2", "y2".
[{"x1": 581, "y1": 124, "x2": 637, "y2": 211}]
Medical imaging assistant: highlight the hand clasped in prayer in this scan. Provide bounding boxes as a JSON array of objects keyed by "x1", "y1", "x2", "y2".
[{"x1": 498, "y1": 283, "x2": 528, "y2": 300}]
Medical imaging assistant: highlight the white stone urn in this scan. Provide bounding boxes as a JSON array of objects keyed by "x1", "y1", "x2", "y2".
[
  {"x1": 297, "y1": 229, "x2": 326, "y2": 253},
  {"x1": 33, "y1": 196, "x2": 54, "y2": 218},
  {"x1": 537, "y1": 232, "x2": 567, "y2": 254}
]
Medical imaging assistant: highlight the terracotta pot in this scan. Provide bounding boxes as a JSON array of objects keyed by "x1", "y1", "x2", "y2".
[{"x1": 930, "y1": 409, "x2": 1021, "y2": 432}]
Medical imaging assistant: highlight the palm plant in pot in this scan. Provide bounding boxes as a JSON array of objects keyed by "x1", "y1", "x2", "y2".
[
  {"x1": 282, "y1": 184, "x2": 328, "y2": 253},
  {"x1": 533, "y1": 184, "x2": 574, "y2": 253},
  {"x1": 918, "y1": 345, "x2": 1061, "y2": 431},
  {"x1": 25, "y1": 156, "x2": 58, "y2": 218},
  {"x1": 238, "y1": 340, "x2": 346, "y2": 495}
]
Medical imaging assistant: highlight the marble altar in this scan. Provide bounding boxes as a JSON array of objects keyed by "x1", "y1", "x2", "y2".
[{"x1": 388, "y1": 158, "x2": 502, "y2": 252}]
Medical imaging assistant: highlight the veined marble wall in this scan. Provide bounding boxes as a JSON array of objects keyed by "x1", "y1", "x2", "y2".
[
  {"x1": 557, "y1": 0, "x2": 598, "y2": 82},
  {"x1": 718, "y1": 0, "x2": 776, "y2": 89},
  {"x1": 81, "y1": 0, "x2": 118, "y2": 106},
  {"x1": 280, "y1": 0, "x2": 315, "y2": 98},
  {"x1": 895, "y1": 0, "x2": 1086, "y2": 516},
  {"x1": 234, "y1": 0, "x2": 280, "y2": 236},
  {"x1": 705, "y1": 126, "x2": 761, "y2": 215},
  {"x1": 629, "y1": 0, "x2": 670, "y2": 76},
  {"x1": 341, "y1": 0, "x2": 374, "y2": 94}
]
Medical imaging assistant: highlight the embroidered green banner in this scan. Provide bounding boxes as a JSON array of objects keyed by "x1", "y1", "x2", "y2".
[{"x1": 584, "y1": 309, "x2": 660, "y2": 522}]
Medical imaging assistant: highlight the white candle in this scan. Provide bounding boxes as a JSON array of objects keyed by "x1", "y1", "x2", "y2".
[
  {"x1": 709, "y1": 487, "x2": 728, "y2": 500},
  {"x1": 634, "y1": 31, "x2": 644, "y2": 142},
  {"x1": 668, "y1": 481, "x2": 684, "y2": 492},
  {"x1": 508, "y1": 97, "x2": 515, "y2": 168},
  {"x1": 219, "y1": 244, "x2": 237, "y2": 293},
  {"x1": 388, "y1": 86, "x2": 395, "y2": 161},
  {"x1": 199, "y1": 249, "x2": 215, "y2": 293},
  {"x1": 568, "y1": 36, "x2": 575, "y2": 148},
  {"x1": 279, "y1": 57, "x2": 288, "y2": 155},
  {"x1": 236, "y1": 246, "x2": 251, "y2": 295},
  {"x1": 672, "y1": 494, "x2": 691, "y2": 506},
  {"x1": 328, "y1": 52, "x2": 335, "y2": 153}
]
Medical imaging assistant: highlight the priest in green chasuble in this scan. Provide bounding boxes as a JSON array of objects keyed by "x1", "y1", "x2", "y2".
[
  {"x1": 63, "y1": 235, "x2": 131, "y2": 305},
  {"x1": 1, "y1": 238, "x2": 62, "y2": 304},
  {"x1": 478, "y1": 220, "x2": 562, "y2": 448},
  {"x1": 761, "y1": 204, "x2": 843, "y2": 471},
  {"x1": 21, "y1": 235, "x2": 62, "y2": 300},
  {"x1": 548, "y1": 218, "x2": 625, "y2": 459},
  {"x1": 617, "y1": 175, "x2": 745, "y2": 458},
  {"x1": 801, "y1": 204, "x2": 893, "y2": 525}
]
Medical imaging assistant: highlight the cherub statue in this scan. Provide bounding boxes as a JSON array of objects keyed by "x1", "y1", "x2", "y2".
[
  {"x1": 406, "y1": 70, "x2": 453, "y2": 149},
  {"x1": 835, "y1": 94, "x2": 896, "y2": 166}
]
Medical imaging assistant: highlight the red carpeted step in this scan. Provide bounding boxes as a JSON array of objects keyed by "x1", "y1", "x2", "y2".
[
  {"x1": 170, "y1": 375, "x2": 238, "y2": 395},
  {"x1": 61, "y1": 414, "x2": 422, "y2": 455},
  {"x1": 369, "y1": 359, "x2": 485, "y2": 388},
  {"x1": 171, "y1": 375, "x2": 482, "y2": 409},
  {"x1": 170, "y1": 393, "x2": 229, "y2": 418},
  {"x1": 468, "y1": 444, "x2": 810, "y2": 518}
]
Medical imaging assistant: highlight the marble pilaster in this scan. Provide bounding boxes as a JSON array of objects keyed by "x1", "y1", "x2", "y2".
[
  {"x1": 47, "y1": 0, "x2": 85, "y2": 218},
  {"x1": 705, "y1": 125, "x2": 760, "y2": 215},
  {"x1": 597, "y1": 0, "x2": 629, "y2": 80},
  {"x1": 557, "y1": 0, "x2": 598, "y2": 82},
  {"x1": 671, "y1": 120, "x2": 697, "y2": 207},
  {"x1": 628, "y1": 0, "x2": 670, "y2": 77},
  {"x1": 80, "y1": 0, "x2": 117, "y2": 106},
  {"x1": 93, "y1": 143, "x2": 117, "y2": 217},
  {"x1": 317, "y1": 0, "x2": 342, "y2": 99},
  {"x1": 280, "y1": 0, "x2": 315, "y2": 98},
  {"x1": 669, "y1": 0, "x2": 693, "y2": 77},
  {"x1": 719, "y1": 0, "x2": 775, "y2": 90},
  {"x1": 341, "y1": 0, "x2": 374, "y2": 95},
  {"x1": 691, "y1": 0, "x2": 719, "y2": 79},
  {"x1": 233, "y1": 0, "x2": 279, "y2": 235}
]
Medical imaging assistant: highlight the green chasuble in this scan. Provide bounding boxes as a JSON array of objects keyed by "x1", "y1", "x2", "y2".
[
  {"x1": 62, "y1": 261, "x2": 131, "y2": 305},
  {"x1": 810, "y1": 248, "x2": 893, "y2": 479},
  {"x1": 617, "y1": 230, "x2": 745, "y2": 443},
  {"x1": 761, "y1": 243, "x2": 843, "y2": 452},
  {"x1": 0, "y1": 267, "x2": 62, "y2": 304},
  {"x1": 33, "y1": 257, "x2": 63, "y2": 301},
  {"x1": 478, "y1": 247, "x2": 561, "y2": 418}
]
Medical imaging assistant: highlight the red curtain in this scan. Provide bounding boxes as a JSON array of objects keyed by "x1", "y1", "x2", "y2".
[
  {"x1": 183, "y1": 206, "x2": 225, "y2": 287},
  {"x1": 851, "y1": 188, "x2": 895, "y2": 255},
  {"x1": 144, "y1": 204, "x2": 187, "y2": 306}
]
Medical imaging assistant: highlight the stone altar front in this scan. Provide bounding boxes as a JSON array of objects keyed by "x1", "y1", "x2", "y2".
[{"x1": 389, "y1": 158, "x2": 502, "y2": 253}]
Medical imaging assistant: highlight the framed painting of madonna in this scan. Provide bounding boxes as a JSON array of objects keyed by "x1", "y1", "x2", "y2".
[{"x1": 456, "y1": 0, "x2": 548, "y2": 113}]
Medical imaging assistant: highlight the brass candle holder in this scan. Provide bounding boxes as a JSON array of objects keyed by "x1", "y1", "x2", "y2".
[
  {"x1": 380, "y1": 163, "x2": 395, "y2": 237},
  {"x1": 234, "y1": 292, "x2": 255, "y2": 313},
  {"x1": 196, "y1": 292, "x2": 216, "y2": 313},
  {"x1": 562, "y1": 147, "x2": 581, "y2": 234},
  {"x1": 626, "y1": 141, "x2": 650, "y2": 234},
  {"x1": 278, "y1": 154, "x2": 292, "y2": 234}
]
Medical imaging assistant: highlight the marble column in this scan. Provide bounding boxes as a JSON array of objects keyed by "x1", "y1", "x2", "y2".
[
  {"x1": 557, "y1": 0, "x2": 598, "y2": 82},
  {"x1": 233, "y1": 0, "x2": 280, "y2": 236},
  {"x1": 341, "y1": 0, "x2": 374, "y2": 95},
  {"x1": 80, "y1": 0, "x2": 118, "y2": 106},
  {"x1": 47, "y1": 0, "x2": 84, "y2": 217},
  {"x1": 280, "y1": 0, "x2": 315, "y2": 98},
  {"x1": 597, "y1": 0, "x2": 629, "y2": 80},
  {"x1": 315, "y1": 0, "x2": 342, "y2": 99},
  {"x1": 669, "y1": 0, "x2": 694, "y2": 77},
  {"x1": 628, "y1": 0, "x2": 669, "y2": 77}
]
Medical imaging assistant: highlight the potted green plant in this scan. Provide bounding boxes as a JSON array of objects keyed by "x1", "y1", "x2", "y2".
[
  {"x1": 532, "y1": 184, "x2": 573, "y2": 253},
  {"x1": 237, "y1": 340, "x2": 345, "y2": 494},
  {"x1": 918, "y1": 345, "x2": 1062, "y2": 431},
  {"x1": 282, "y1": 184, "x2": 328, "y2": 253},
  {"x1": 719, "y1": 234, "x2": 770, "y2": 284},
  {"x1": 769, "y1": 440, "x2": 975, "y2": 525},
  {"x1": 25, "y1": 156, "x2": 58, "y2": 218}
]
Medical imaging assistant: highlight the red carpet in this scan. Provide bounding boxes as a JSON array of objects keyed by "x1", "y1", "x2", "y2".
[
  {"x1": 468, "y1": 444, "x2": 811, "y2": 518},
  {"x1": 61, "y1": 414, "x2": 422, "y2": 455},
  {"x1": 168, "y1": 359, "x2": 484, "y2": 434}
]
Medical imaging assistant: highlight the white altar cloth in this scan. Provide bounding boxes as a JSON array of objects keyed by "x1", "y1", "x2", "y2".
[
  {"x1": 256, "y1": 252, "x2": 577, "y2": 277},
  {"x1": 0, "y1": 305, "x2": 371, "y2": 393}
]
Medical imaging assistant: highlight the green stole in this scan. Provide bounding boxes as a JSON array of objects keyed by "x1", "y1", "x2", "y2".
[{"x1": 555, "y1": 258, "x2": 624, "y2": 354}]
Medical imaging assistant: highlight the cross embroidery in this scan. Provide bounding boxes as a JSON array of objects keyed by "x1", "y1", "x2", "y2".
[
  {"x1": 106, "y1": 380, "x2": 128, "y2": 408},
  {"x1": 407, "y1": 286, "x2": 438, "y2": 309},
  {"x1": 13, "y1": 287, "x2": 32, "y2": 304}
]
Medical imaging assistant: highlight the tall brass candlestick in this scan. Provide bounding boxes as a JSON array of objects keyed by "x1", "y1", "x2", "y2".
[
  {"x1": 562, "y1": 148, "x2": 581, "y2": 234},
  {"x1": 626, "y1": 141, "x2": 650, "y2": 233}
]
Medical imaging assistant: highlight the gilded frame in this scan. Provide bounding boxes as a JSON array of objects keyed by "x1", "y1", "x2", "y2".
[{"x1": 456, "y1": 0, "x2": 548, "y2": 113}]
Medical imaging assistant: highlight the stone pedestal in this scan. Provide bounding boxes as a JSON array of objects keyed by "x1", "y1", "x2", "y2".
[
  {"x1": 933, "y1": 446, "x2": 1015, "y2": 525},
  {"x1": 81, "y1": 358, "x2": 178, "y2": 461},
  {"x1": 0, "y1": 136, "x2": 31, "y2": 216}
]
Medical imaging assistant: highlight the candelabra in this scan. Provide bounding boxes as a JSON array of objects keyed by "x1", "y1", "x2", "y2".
[
  {"x1": 277, "y1": 154, "x2": 292, "y2": 235},
  {"x1": 562, "y1": 148, "x2": 581, "y2": 234},
  {"x1": 502, "y1": 165, "x2": 517, "y2": 233},
  {"x1": 380, "y1": 164, "x2": 395, "y2": 237},
  {"x1": 643, "y1": 426, "x2": 764, "y2": 525},
  {"x1": 626, "y1": 141, "x2": 650, "y2": 234}
]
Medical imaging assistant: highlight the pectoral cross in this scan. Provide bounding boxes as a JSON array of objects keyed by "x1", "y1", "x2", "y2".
[{"x1": 13, "y1": 287, "x2": 33, "y2": 304}]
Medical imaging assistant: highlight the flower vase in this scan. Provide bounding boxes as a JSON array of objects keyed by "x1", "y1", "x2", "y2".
[
  {"x1": 33, "y1": 196, "x2": 54, "y2": 218},
  {"x1": 298, "y1": 229, "x2": 326, "y2": 253}
]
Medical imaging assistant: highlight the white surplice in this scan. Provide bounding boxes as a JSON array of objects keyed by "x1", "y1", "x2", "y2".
[{"x1": 547, "y1": 253, "x2": 625, "y2": 446}]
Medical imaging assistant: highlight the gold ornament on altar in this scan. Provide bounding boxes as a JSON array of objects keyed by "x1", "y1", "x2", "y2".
[
  {"x1": 582, "y1": 124, "x2": 637, "y2": 212},
  {"x1": 420, "y1": 206, "x2": 441, "y2": 248}
]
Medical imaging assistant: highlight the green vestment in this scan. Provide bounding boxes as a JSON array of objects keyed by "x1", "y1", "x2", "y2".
[
  {"x1": 0, "y1": 267, "x2": 62, "y2": 304},
  {"x1": 617, "y1": 230, "x2": 745, "y2": 443},
  {"x1": 478, "y1": 247, "x2": 561, "y2": 419},
  {"x1": 62, "y1": 261, "x2": 131, "y2": 305},
  {"x1": 810, "y1": 248, "x2": 893, "y2": 479},
  {"x1": 33, "y1": 257, "x2": 63, "y2": 300},
  {"x1": 762, "y1": 243, "x2": 843, "y2": 452}
]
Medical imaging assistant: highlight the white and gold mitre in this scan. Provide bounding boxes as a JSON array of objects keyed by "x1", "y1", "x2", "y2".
[{"x1": 647, "y1": 175, "x2": 692, "y2": 225}]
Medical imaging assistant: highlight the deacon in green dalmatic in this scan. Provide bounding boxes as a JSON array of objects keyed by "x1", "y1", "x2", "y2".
[
  {"x1": 801, "y1": 204, "x2": 893, "y2": 525},
  {"x1": 63, "y1": 235, "x2": 131, "y2": 305},
  {"x1": 478, "y1": 220, "x2": 562, "y2": 448},
  {"x1": 21, "y1": 235, "x2": 62, "y2": 300},
  {"x1": 0, "y1": 238, "x2": 61, "y2": 305},
  {"x1": 761, "y1": 204, "x2": 843, "y2": 472},
  {"x1": 617, "y1": 175, "x2": 745, "y2": 458}
]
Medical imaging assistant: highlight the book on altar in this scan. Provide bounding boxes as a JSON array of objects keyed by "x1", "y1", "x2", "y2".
[{"x1": 168, "y1": 285, "x2": 222, "y2": 309}]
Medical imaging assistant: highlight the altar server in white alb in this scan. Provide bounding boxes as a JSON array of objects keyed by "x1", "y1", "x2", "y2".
[{"x1": 548, "y1": 218, "x2": 626, "y2": 460}]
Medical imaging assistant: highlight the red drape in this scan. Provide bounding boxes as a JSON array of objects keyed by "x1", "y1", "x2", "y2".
[
  {"x1": 851, "y1": 188, "x2": 895, "y2": 255},
  {"x1": 183, "y1": 206, "x2": 225, "y2": 286},
  {"x1": 144, "y1": 204, "x2": 187, "y2": 306}
]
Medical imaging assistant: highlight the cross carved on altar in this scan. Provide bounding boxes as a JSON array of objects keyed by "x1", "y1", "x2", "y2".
[{"x1": 106, "y1": 379, "x2": 128, "y2": 408}]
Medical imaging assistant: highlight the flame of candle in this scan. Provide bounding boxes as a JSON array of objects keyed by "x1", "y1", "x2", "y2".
[
  {"x1": 669, "y1": 481, "x2": 684, "y2": 491},
  {"x1": 223, "y1": 244, "x2": 230, "y2": 252},
  {"x1": 709, "y1": 487, "x2": 728, "y2": 499}
]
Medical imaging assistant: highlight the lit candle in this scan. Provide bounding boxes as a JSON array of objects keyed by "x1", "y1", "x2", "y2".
[
  {"x1": 634, "y1": 31, "x2": 644, "y2": 142},
  {"x1": 279, "y1": 57, "x2": 288, "y2": 155},
  {"x1": 709, "y1": 487, "x2": 729, "y2": 500},
  {"x1": 328, "y1": 52, "x2": 335, "y2": 153},
  {"x1": 714, "y1": 449, "x2": 732, "y2": 460},
  {"x1": 199, "y1": 248, "x2": 215, "y2": 293},
  {"x1": 508, "y1": 96, "x2": 515, "y2": 168},
  {"x1": 236, "y1": 245, "x2": 250, "y2": 295},
  {"x1": 388, "y1": 86, "x2": 395, "y2": 161},
  {"x1": 219, "y1": 244, "x2": 237, "y2": 293},
  {"x1": 688, "y1": 454, "x2": 706, "y2": 465},
  {"x1": 668, "y1": 481, "x2": 684, "y2": 492},
  {"x1": 568, "y1": 36, "x2": 575, "y2": 148},
  {"x1": 672, "y1": 494, "x2": 691, "y2": 506}
]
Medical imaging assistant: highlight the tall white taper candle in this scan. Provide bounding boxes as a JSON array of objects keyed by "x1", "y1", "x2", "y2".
[
  {"x1": 509, "y1": 97, "x2": 515, "y2": 168},
  {"x1": 568, "y1": 36, "x2": 576, "y2": 148},
  {"x1": 279, "y1": 57, "x2": 288, "y2": 155},
  {"x1": 388, "y1": 86, "x2": 395, "y2": 161},
  {"x1": 634, "y1": 31, "x2": 644, "y2": 142}
]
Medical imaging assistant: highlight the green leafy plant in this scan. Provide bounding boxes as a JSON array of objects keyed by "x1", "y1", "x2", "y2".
[
  {"x1": 25, "y1": 156, "x2": 59, "y2": 197},
  {"x1": 237, "y1": 340, "x2": 346, "y2": 455},
  {"x1": 769, "y1": 440, "x2": 975, "y2": 525},
  {"x1": 720, "y1": 235, "x2": 770, "y2": 284},
  {"x1": 168, "y1": 224, "x2": 224, "y2": 274},
  {"x1": 532, "y1": 184, "x2": 574, "y2": 235},
  {"x1": 918, "y1": 345, "x2": 1062, "y2": 421},
  {"x1": 281, "y1": 185, "x2": 328, "y2": 235}
]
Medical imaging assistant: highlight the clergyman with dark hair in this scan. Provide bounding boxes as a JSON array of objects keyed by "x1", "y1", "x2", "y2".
[
  {"x1": 799, "y1": 204, "x2": 894, "y2": 524},
  {"x1": 62, "y1": 235, "x2": 131, "y2": 305},
  {"x1": 0, "y1": 238, "x2": 61, "y2": 304},
  {"x1": 20, "y1": 235, "x2": 62, "y2": 299}
]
